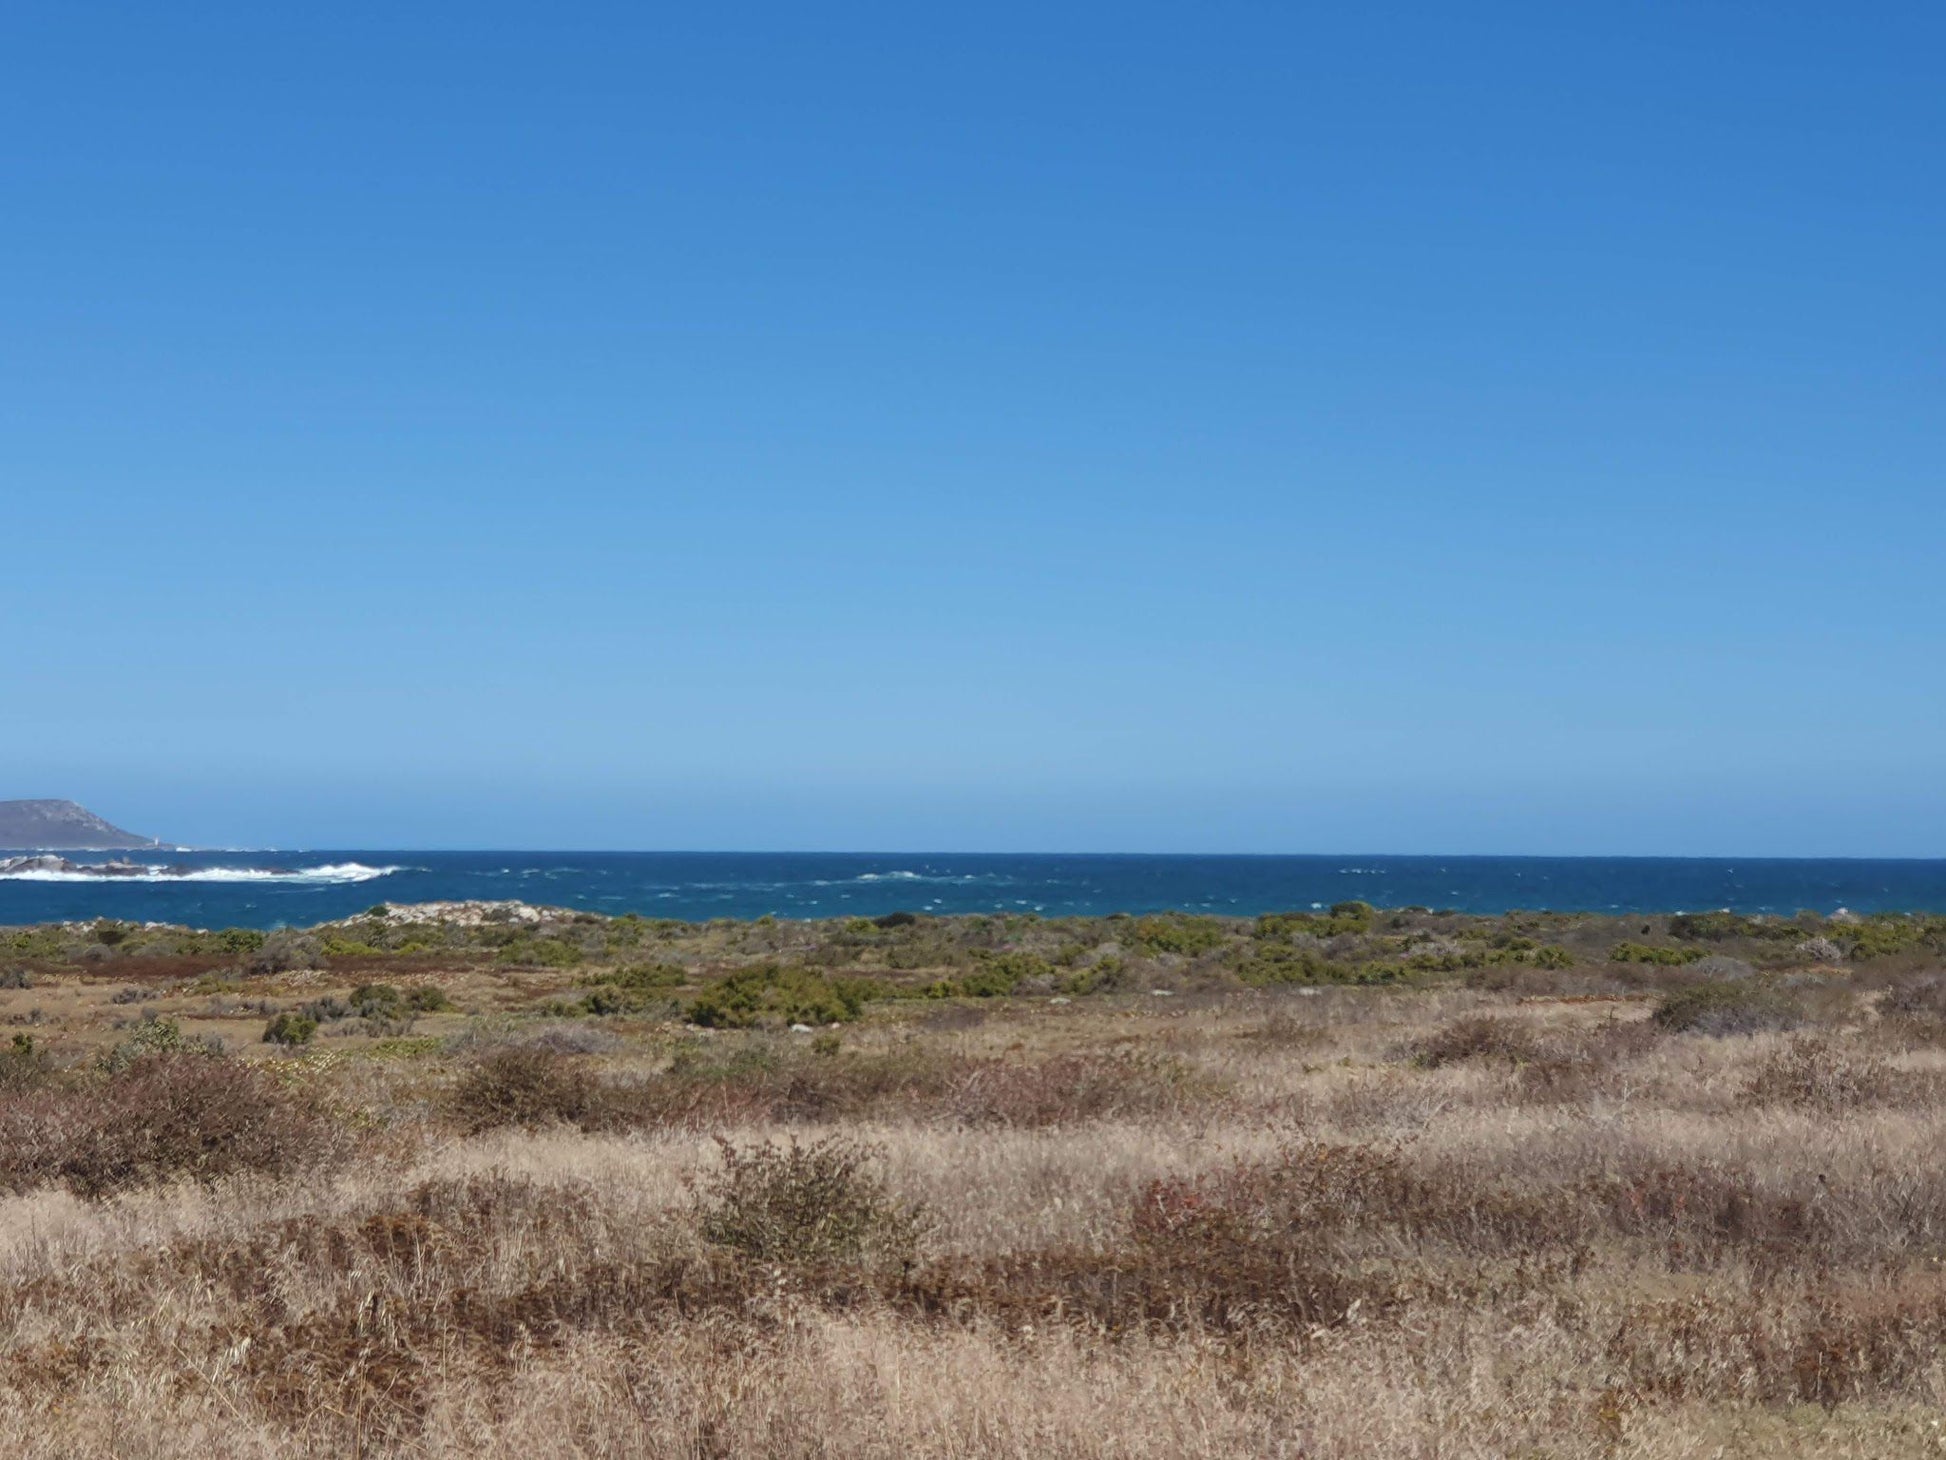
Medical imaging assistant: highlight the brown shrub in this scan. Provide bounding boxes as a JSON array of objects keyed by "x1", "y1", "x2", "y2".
[
  {"x1": 1512, "y1": 1018, "x2": 1661, "y2": 1103},
  {"x1": 1653, "y1": 979, "x2": 1806, "y2": 1035},
  {"x1": 1609, "y1": 1278, "x2": 1946, "y2": 1408},
  {"x1": 0, "y1": 1053, "x2": 340, "y2": 1199},
  {"x1": 449, "y1": 1046, "x2": 599, "y2": 1132},
  {"x1": 697, "y1": 1136, "x2": 930, "y2": 1270},
  {"x1": 941, "y1": 1051, "x2": 1193, "y2": 1127},
  {"x1": 585, "y1": 1049, "x2": 1198, "y2": 1134},
  {"x1": 1879, "y1": 972, "x2": 1946, "y2": 1021},
  {"x1": 1739, "y1": 1036, "x2": 1908, "y2": 1111},
  {"x1": 1407, "y1": 1015, "x2": 1542, "y2": 1068}
]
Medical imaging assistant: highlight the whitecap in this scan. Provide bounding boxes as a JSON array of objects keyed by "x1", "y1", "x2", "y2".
[{"x1": 0, "y1": 862, "x2": 405, "y2": 886}]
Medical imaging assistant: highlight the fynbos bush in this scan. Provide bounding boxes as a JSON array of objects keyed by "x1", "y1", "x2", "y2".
[
  {"x1": 449, "y1": 1045, "x2": 598, "y2": 1131},
  {"x1": 1653, "y1": 980, "x2": 1804, "y2": 1036},
  {"x1": 0, "y1": 1052, "x2": 339, "y2": 1198},
  {"x1": 697, "y1": 1135, "x2": 929, "y2": 1269}
]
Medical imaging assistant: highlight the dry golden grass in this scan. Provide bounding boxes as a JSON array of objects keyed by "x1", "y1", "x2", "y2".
[{"x1": 4, "y1": 974, "x2": 1946, "y2": 1456}]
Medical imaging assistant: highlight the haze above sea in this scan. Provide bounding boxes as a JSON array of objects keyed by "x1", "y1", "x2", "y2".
[{"x1": 3, "y1": 851, "x2": 1945, "y2": 929}]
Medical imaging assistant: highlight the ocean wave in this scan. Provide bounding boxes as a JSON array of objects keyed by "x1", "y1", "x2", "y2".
[
  {"x1": 0, "y1": 861, "x2": 404, "y2": 886},
  {"x1": 851, "y1": 870, "x2": 1014, "y2": 886}
]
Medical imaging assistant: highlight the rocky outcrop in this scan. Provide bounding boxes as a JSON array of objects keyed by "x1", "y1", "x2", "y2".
[{"x1": 0, "y1": 856, "x2": 184, "y2": 878}]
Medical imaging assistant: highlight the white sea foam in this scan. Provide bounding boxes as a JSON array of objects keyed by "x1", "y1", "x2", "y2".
[{"x1": 0, "y1": 862, "x2": 404, "y2": 885}]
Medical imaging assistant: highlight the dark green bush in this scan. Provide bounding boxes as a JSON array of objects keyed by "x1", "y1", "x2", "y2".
[
  {"x1": 495, "y1": 937, "x2": 585, "y2": 968},
  {"x1": 1131, "y1": 915, "x2": 1230, "y2": 956},
  {"x1": 609, "y1": 962, "x2": 687, "y2": 991},
  {"x1": 954, "y1": 951, "x2": 1052, "y2": 998},
  {"x1": 1845, "y1": 916, "x2": 1944, "y2": 961},
  {"x1": 688, "y1": 965, "x2": 882, "y2": 1028},
  {"x1": 1612, "y1": 942, "x2": 1706, "y2": 966},
  {"x1": 1255, "y1": 902, "x2": 1373, "y2": 940},
  {"x1": 263, "y1": 1012, "x2": 317, "y2": 1046},
  {"x1": 1668, "y1": 911, "x2": 1753, "y2": 941}
]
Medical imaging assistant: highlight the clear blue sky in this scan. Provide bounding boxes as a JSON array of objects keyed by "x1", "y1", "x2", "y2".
[{"x1": 3, "y1": 3, "x2": 1941, "y2": 854}]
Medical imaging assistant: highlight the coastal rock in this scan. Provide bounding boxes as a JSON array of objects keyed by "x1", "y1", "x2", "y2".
[
  {"x1": 361, "y1": 900, "x2": 568, "y2": 928},
  {"x1": 0, "y1": 856, "x2": 203, "y2": 879}
]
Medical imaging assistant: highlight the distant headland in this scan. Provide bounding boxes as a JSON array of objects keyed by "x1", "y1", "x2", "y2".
[{"x1": 0, "y1": 799, "x2": 162, "y2": 850}]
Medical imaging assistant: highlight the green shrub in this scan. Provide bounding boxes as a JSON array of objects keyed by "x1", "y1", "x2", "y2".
[
  {"x1": 609, "y1": 962, "x2": 687, "y2": 991},
  {"x1": 1668, "y1": 911, "x2": 1752, "y2": 941},
  {"x1": 263, "y1": 1012, "x2": 317, "y2": 1046},
  {"x1": 1236, "y1": 945, "x2": 1397, "y2": 986},
  {"x1": 1612, "y1": 942, "x2": 1706, "y2": 966},
  {"x1": 1844, "y1": 916, "x2": 1943, "y2": 961},
  {"x1": 343, "y1": 983, "x2": 452, "y2": 1020},
  {"x1": 100, "y1": 1017, "x2": 222, "y2": 1073},
  {"x1": 1254, "y1": 902, "x2": 1373, "y2": 940},
  {"x1": 1131, "y1": 915, "x2": 1230, "y2": 957},
  {"x1": 495, "y1": 937, "x2": 585, "y2": 968},
  {"x1": 953, "y1": 951, "x2": 1052, "y2": 998},
  {"x1": 688, "y1": 965, "x2": 882, "y2": 1028},
  {"x1": 1060, "y1": 955, "x2": 1127, "y2": 995}
]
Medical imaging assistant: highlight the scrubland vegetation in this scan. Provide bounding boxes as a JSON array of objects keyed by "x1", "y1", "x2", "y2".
[{"x1": 3, "y1": 901, "x2": 1946, "y2": 1455}]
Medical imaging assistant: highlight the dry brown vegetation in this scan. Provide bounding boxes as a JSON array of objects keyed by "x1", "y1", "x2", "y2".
[{"x1": 3, "y1": 907, "x2": 1946, "y2": 1456}]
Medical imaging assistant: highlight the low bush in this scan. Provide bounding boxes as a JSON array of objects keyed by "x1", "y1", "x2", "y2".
[
  {"x1": 1653, "y1": 980, "x2": 1804, "y2": 1036},
  {"x1": 1255, "y1": 902, "x2": 1374, "y2": 940},
  {"x1": 263, "y1": 1012, "x2": 317, "y2": 1046},
  {"x1": 1407, "y1": 1015, "x2": 1543, "y2": 1068},
  {"x1": 1669, "y1": 911, "x2": 1759, "y2": 941},
  {"x1": 249, "y1": 929, "x2": 321, "y2": 975},
  {"x1": 99, "y1": 1016, "x2": 223, "y2": 1072},
  {"x1": 449, "y1": 1046, "x2": 598, "y2": 1132},
  {"x1": 1612, "y1": 942, "x2": 1706, "y2": 966},
  {"x1": 1130, "y1": 915, "x2": 1230, "y2": 957},
  {"x1": 0, "y1": 1052, "x2": 339, "y2": 1199},
  {"x1": 1739, "y1": 1036, "x2": 1897, "y2": 1110},
  {"x1": 696, "y1": 1135, "x2": 930, "y2": 1269},
  {"x1": 687, "y1": 965, "x2": 884, "y2": 1028},
  {"x1": 0, "y1": 1034, "x2": 50, "y2": 1091},
  {"x1": 956, "y1": 951, "x2": 1051, "y2": 998},
  {"x1": 943, "y1": 1051, "x2": 1194, "y2": 1128},
  {"x1": 1880, "y1": 973, "x2": 1946, "y2": 1021}
]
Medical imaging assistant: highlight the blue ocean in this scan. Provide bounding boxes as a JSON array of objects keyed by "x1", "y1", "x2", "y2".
[{"x1": 2, "y1": 850, "x2": 1945, "y2": 929}]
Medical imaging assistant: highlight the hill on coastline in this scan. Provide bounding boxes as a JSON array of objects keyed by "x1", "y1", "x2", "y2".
[{"x1": 0, "y1": 799, "x2": 161, "y2": 850}]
